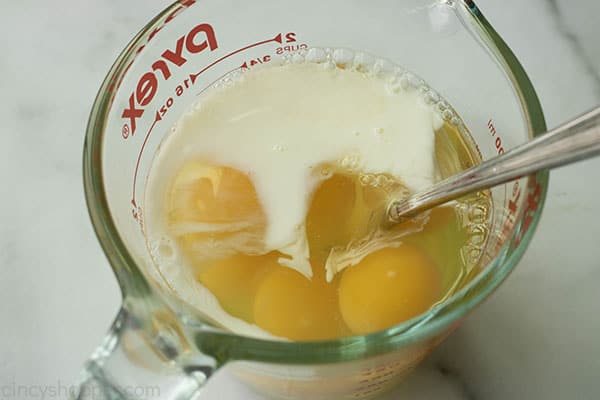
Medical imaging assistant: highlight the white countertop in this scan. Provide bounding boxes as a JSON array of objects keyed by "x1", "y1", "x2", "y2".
[{"x1": 1, "y1": 1, "x2": 599, "y2": 399}]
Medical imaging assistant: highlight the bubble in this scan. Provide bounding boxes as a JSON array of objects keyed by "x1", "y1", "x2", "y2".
[
  {"x1": 371, "y1": 59, "x2": 394, "y2": 78},
  {"x1": 442, "y1": 109, "x2": 454, "y2": 121},
  {"x1": 424, "y1": 89, "x2": 440, "y2": 105},
  {"x1": 403, "y1": 72, "x2": 423, "y2": 89},
  {"x1": 386, "y1": 77, "x2": 403, "y2": 95},
  {"x1": 151, "y1": 237, "x2": 177, "y2": 262},
  {"x1": 339, "y1": 154, "x2": 361, "y2": 172},
  {"x1": 322, "y1": 61, "x2": 336, "y2": 71},
  {"x1": 321, "y1": 166, "x2": 332, "y2": 178},
  {"x1": 359, "y1": 174, "x2": 372, "y2": 186},
  {"x1": 281, "y1": 53, "x2": 293, "y2": 64},
  {"x1": 306, "y1": 48, "x2": 327, "y2": 64},
  {"x1": 399, "y1": 76, "x2": 411, "y2": 91},
  {"x1": 460, "y1": 246, "x2": 482, "y2": 267},
  {"x1": 467, "y1": 202, "x2": 489, "y2": 225},
  {"x1": 375, "y1": 174, "x2": 388, "y2": 187},
  {"x1": 292, "y1": 53, "x2": 305, "y2": 64},
  {"x1": 467, "y1": 225, "x2": 488, "y2": 247},
  {"x1": 332, "y1": 48, "x2": 354, "y2": 69},
  {"x1": 353, "y1": 52, "x2": 375, "y2": 73},
  {"x1": 357, "y1": 173, "x2": 395, "y2": 190},
  {"x1": 340, "y1": 156, "x2": 351, "y2": 169}
]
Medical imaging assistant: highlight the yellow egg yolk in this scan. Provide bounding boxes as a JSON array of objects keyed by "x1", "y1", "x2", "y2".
[
  {"x1": 338, "y1": 245, "x2": 442, "y2": 335},
  {"x1": 167, "y1": 162, "x2": 266, "y2": 263},
  {"x1": 253, "y1": 265, "x2": 346, "y2": 341},
  {"x1": 195, "y1": 253, "x2": 280, "y2": 322}
]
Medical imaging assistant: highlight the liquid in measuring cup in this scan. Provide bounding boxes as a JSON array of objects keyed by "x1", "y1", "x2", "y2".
[{"x1": 143, "y1": 49, "x2": 491, "y2": 341}]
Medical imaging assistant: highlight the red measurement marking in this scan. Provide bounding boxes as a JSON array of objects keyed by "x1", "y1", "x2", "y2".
[
  {"x1": 123, "y1": 94, "x2": 144, "y2": 135},
  {"x1": 487, "y1": 119, "x2": 496, "y2": 136},
  {"x1": 131, "y1": 110, "x2": 163, "y2": 206},
  {"x1": 189, "y1": 33, "x2": 283, "y2": 84},
  {"x1": 240, "y1": 55, "x2": 272, "y2": 69},
  {"x1": 487, "y1": 119, "x2": 504, "y2": 154},
  {"x1": 495, "y1": 180, "x2": 521, "y2": 253},
  {"x1": 513, "y1": 177, "x2": 543, "y2": 248}
]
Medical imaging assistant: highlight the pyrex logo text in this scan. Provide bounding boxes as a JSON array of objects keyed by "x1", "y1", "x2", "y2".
[{"x1": 122, "y1": 23, "x2": 218, "y2": 135}]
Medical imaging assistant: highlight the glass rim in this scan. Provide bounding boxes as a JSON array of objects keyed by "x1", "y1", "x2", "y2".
[{"x1": 83, "y1": 0, "x2": 549, "y2": 364}]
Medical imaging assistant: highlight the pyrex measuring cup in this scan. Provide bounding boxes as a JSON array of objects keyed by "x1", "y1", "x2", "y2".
[{"x1": 78, "y1": 1, "x2": 548, "y2": 399}]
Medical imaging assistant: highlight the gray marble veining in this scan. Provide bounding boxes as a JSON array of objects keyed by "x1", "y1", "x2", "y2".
[{"x1": 547, "y1": 0, "x2": 600, "y2": 96}]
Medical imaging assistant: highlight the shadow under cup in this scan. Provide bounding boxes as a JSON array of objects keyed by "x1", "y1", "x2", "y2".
[{"x1": 82, "y1": 1, "x2": 548, "y2": 399}]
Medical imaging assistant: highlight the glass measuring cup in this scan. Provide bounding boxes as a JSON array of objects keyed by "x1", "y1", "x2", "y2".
[{"x1": 78, "y1": 0, "x2": 548, "y2": 399}]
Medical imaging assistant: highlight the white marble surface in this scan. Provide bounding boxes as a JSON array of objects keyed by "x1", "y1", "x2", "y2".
[{"x1": 1, "y1": 0, "x2": 599, "y2": 399}]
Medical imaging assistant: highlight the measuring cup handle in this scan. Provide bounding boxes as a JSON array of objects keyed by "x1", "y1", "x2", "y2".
[{"x1": 71, "y1": 305, "x2": 219, "y2": 400}]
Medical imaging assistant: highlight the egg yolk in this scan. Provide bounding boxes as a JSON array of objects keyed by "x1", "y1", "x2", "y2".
[
  {"x1": 167, "y1": 161, "x2": 266, "y2": 263},
  {"x1": 195, "y1": 253, "x2": 279, "y2": 322},
  {"x1": 338, "y1": 245, "x2": 442, "y2": 335},
  {"x1": 306, "y1": 173, "x2": 390, "y2": 263},
  {"x1": 253, "y1": 266, "x2": 346, "y2": 341},
  {"x1": 305, "y1": 174, "x2": 357, "y2": 261}
]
